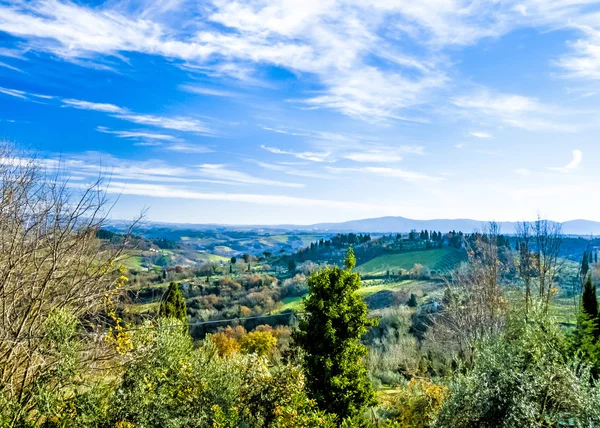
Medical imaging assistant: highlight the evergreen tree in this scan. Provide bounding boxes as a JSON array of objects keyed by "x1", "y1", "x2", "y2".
[
  {"x1": 159, "y1": 282, "x2": 187, "y2": 325},
  {"x1": 582, "y1": 251, "x2": 590, "y2": 279},
  {"x1": 288, "y1": 259, "x2": 297, "y2": 272},
  {"x1": 581, "y1": 274, "x2": 599, "y2": 337},
  {"x1": 407, "y1": 293, "x2": 418, "y2": 307},
  {"x1": 293, "y1": 247, "x2": 376, "y2": 421}
]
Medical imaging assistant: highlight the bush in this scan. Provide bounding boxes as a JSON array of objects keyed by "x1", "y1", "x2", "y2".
[
  {"x1": 435, "y1": 308, "x2": 600, "y2": 427},
  {"x1": 409, "y1": 264, "x2": 431, "y2": 280}
]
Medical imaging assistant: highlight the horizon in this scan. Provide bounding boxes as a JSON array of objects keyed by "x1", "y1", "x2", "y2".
[
  {"x1": 1, "y1": 1, "x2": 600, "y2": 224},
  {"x1": 121, "y1": 215, "x2": 600, "y2": 228}
]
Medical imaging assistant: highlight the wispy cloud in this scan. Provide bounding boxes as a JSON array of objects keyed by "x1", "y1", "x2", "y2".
[
  {"x1": 0, "y1": 86, "x2": 27, "y2": 99},
  {"x1": 0, "y1": 61, "x2": 23, "y2": 72},
  {"x1": 179, "y1": 84, "x2": 238, "y2": 97},
  {"x1": 2, "y1": 0, "x2": 600, "y2": 124},
  {"x1": 63, "y1": 99, "x2": 125, "y2": 113},
  {"x1": 96, "y1": 126, "x2": 181, "y2": 141},
  {"x1": 115, "y1": 113, "x2": 214, "y2": 134},
  {"x1": 547, "y1": 149, "x2": 583, "y2": 173},
  {"x1": 515, "y1": 168, "x2": 531, "y2": 176},
  {"x1": 327, "y1": 166, "x2": 442, "y2": 183},
  {"x1": 197, "y1": 164, "x2": 304, "y2": 188},
  {"x1": 103, "y1": 181, "x2": 376, "y2": 209},
  {"x1": 469, "y1": 131, "x2": 492, "y2": 139},
  {"x1": 260, "y1": 125, "x2": 424, "y2": 163},
  {"x1": 261, "y1": 145, "x2": 331, "y2": 163},
  {"x1": 63, "y1": 98, "x2": 215, "y2": 134},
  {"x1": 165, "y1": 143, "x2": 213, "y2": 154},
  {"x1": 453, "y1": 89, "x2": 577, "y2": 132},
  {"x1": 249, "y1": 160, "x2": 331, "y2": 179}
]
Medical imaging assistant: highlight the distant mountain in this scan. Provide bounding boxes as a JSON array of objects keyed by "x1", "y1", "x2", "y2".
[
  {"x1": 110, "y1": 216, "x2": 600, "y2": 236},
  {"x1": 309, "y1": 216, "x2": 600, "y2": 235}
]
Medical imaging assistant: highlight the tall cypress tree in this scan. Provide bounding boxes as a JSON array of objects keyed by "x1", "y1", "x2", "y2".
[
  {"x1": 293, "y1": 247, "x2": 376, "y2": 421},
  {"x1": 582, "y1": 251, "x2": 590, "y2": 279},
  {"x1": 582, "y1": 274, "x2": 599, "y2": 336},
  {"x1": 159, "y1": 282, "x2": 187, "y2": 325}
]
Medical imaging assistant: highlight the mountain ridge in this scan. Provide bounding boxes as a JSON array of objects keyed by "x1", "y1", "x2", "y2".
[{"x1": 109, "y1": 216, "x2": 600, "y2": 235}]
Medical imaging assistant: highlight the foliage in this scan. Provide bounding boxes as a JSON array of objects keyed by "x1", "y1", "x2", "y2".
[
  {"x1": 159, "y1": 282, "x2": 188, "y2": 324},
  {"x1": 380, "y1": 379, "x2": 448, "y2": 427},
  {"x1": 294, "y1": 247, "x2": 377, "y2": 420},
  {"x1": 581, "y1": 274, "x2": 598, "y2": 334},
  {"x1": 436, "y1": 306, "x2": 600, "y2": 427},
  {"x1": 240, "y1": 330, "x2": 278, "y2": 356}
]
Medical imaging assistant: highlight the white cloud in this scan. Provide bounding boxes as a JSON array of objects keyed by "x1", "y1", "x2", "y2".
[
  {"x1": 197, "y1": 164, "x2": 304, "y2": 188},
  {"x1": 342, "y1": 151, "x2": 404, "y2": 163},
  {"x1": 0, "y1": 86, "x2": 27, "y2": 99},
  {"x1": 249, "y1": 160, "x2": 331, "y2": 179},
  {"x1": 515, "y1": 168, "x2": 531, "y2": 176},
  {"x1": 469, "y1": 131, "x2": 492, "y2": 139},
  {"x1": 179, "y1": 84, "x2": 238, "y2": 97},
  {"x1": 166, "y1": 143, "x2": 214, "y2": 154},
  {"x1": 0, "y1": 61, "x2": 23, "y2": 72},
  {"x1": 261, "y1": 145, "x2": 331, "y2": 162},
  {"x1": 2, "y1": 0, "x2": 600, "y2": 124},
  {"x1": 96, "y1": 126, "x2": 181, "y2": 141},
  {"x1": 327, "y1": 166, "x2": 442, "y2": 183},
  {"x1": 453, "y1": 88, "x2": 580, "y2": 132},
  {"x1": 115, "y1": 113, "x2": 214, "y2": 134},
  {"x1": 63, "y1": 98, "x2": 126, "y2": 113},
  {"x1": 547, "y1": 149, "x2": 583, "y2": 173},
  {"x1": 103, "y1": 181, "x2": 377, "y2": 209}
]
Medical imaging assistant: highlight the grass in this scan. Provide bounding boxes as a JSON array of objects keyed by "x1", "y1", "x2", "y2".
[
  {"x1": 278, "y1": 296, "x2": 305, "y2": 312},
  {"x1": 124, "y1": 301, "x2": 159, "y2": 315},
  {"x1": 356, "y1": 248, "x2": 466, "y2": 276},
  {"x1": 121, "y1": 255, "x2": 144, "y2": 271},
  {"x1": 196, "y1": 253, "x2": 230, "y2": 263},
  {"x1": 276, "y1": 279, "x2": 443, "y2": 313}
]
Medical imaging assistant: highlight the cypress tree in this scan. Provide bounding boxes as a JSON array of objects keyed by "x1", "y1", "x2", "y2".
[
  {"x1": 293, "y1": 247, "x2": 376, "y2": 421},
  {"x1": 582, "y1": 274, "x2": 599, "y2": 338},
  {"x1": 159, "y1": 282, "x2": 187, "y2": 325},
  {"x1": 582, "y1": 251, "x2": 590, "y2": 279}
]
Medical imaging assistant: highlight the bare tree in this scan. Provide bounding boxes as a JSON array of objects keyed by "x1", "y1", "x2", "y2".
[
  {"x1": 430, "y1": 222, "x2": 507, "y2": 365},
  {"x1": 533, "y1": 216, "x2": 563, "y2": 313},
  {"x1": 516, "y1": 221, "x2": 534, "y2": 317},
  {"x1": 0, "y1": 145, "x2": 139, "y2": 416},
  {"x1": 514, "y1": 217, "x2": 564, "y2": 315}
]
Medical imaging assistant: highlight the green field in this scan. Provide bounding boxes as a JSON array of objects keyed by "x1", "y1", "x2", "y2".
[
  {"x1": 277, "y1": 279, "x2": 443, "y2": 313},
  {"x1": 356, "y1": 248, "x2": 466, "y2": 276},
  {"x1": 121, "y1": 255, "x2": 144, "y2": 271},
  {"x1": 196, "y1": 252, "x2": 230, "y2": 263},
  {"x1": 279, "y1": 296, "x2": 305, "y2": 312}
]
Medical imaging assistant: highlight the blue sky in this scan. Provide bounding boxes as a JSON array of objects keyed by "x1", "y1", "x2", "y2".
[{"x1": 0, "y1": 0, "x2": 599, "y2": 225}]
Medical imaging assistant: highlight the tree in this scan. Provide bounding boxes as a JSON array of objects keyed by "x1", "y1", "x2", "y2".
[
  {"x1": 582, "y1": 274, "x2": 599, "y2": 336},
  {"x1": 582, "y1": 251, "x2": 590, "y2": 280},
  {"x1": 240, "y1": 330, "x2": 277, "y2": 356},
  {"x1": 293, "y1": 247, "x2": 377, "y2": 421},
  {"x1": 407, "y1": 293, "x2": 418, "y2": 307},
  {"x1": 288, "y1": 259, "x2": 297, "y2": 273},
  {"x1": 0, "y1": 145, "x2": 140, "y2": 415},
  {"x1": 159, "y1": 282, "x2": 187, "y2": 324}
]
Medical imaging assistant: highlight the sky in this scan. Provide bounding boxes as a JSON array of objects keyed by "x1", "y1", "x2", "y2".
[{"x1": 0, "y1": 0, "x2": 599, "y2": 225}]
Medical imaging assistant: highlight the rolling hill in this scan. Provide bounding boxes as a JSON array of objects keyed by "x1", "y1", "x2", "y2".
[
  {"x1": 109, "y1": 217, "x2": 600, "y2": 235},
  {"x1": 355, "y1": 248, "x2": 467, "y2": 276}
]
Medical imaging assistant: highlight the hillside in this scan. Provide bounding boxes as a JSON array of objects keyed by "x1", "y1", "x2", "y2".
[
  {"x1": 110, "y1": 217, "x2": 600, "y2": 235},
  {"x1": 355, "y1": 248, "x2": 467, "y2": 276}
]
